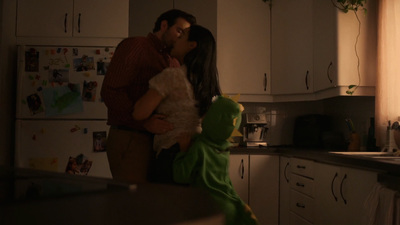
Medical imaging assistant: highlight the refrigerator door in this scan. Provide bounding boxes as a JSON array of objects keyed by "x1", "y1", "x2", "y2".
[
  {"x1": 16, "y1": 45, "x2": 115, "y2": 119},
  {"x1": 15, "y1": 120, "x2": 112, "y2": 178}
]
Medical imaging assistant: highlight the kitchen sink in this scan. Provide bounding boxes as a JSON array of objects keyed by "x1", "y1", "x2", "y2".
[
  {"x1": 329, "y1": 151, "x2": 400, "y2": 164},
  {"x1": 329, "y1": 151, "x2": 396, "y2": 157}
]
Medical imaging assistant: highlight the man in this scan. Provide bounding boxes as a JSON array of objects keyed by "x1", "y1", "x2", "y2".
[{"x1": 101, "y1": 9, "x2": 196, "y2": 184}]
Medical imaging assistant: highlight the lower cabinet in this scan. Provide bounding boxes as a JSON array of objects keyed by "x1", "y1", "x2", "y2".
[
  {"x1": 279, "y1": 156, "x2": 291, "y2": 225},
  {"x1": 279, "y1": 157, "x2": 378, "y2": 225},
  {"x1": 313, "y1": 162, "x2": 378, "y2": 225},
  {"x1": 288, "y1": 158, "x2": 315, "y2": 224},
  {"x1": 229, "y1": 154, "x2": 279, "y2": 225},
  {"x1": 229, "y1": 154, "x2": 249, "y2": 204}
]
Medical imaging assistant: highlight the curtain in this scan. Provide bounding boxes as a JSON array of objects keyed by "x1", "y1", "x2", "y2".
[{"x1": 375, "y1": 0, "x2": 400, "y2": 147}]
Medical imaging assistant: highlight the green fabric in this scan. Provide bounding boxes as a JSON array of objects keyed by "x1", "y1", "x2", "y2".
[{"x1": 173, "y1": 96, "x2": 258, "y2": 225}]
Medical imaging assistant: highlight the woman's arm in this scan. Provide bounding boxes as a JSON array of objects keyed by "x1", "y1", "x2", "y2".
[{"x1": 132, "y1": 88, "x2": 164, "y2": 120}]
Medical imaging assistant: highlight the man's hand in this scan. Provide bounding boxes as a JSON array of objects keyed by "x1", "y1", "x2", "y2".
[{"x1": 143, "y1": 114, "x2": 174, "y2": 134}]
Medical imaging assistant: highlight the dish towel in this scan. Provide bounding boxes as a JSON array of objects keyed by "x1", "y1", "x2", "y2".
[{"x1": 365, "y1": 183, "x2": 399, "y2": 225}]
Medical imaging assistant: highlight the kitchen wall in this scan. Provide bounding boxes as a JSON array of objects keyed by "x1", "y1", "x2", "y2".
[{"x1": 241, "y1": 96, "x2": 375, "y2": 149}]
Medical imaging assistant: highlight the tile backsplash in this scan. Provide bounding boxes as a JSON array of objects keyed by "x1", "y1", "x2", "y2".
[{"x1": 240, "y1": 96, "x2": 375, "y2": 149}]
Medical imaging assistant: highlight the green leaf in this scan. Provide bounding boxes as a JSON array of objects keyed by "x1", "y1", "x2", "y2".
[{"x1": 348, "y1": 85, "x2": 357, "y2": 89}]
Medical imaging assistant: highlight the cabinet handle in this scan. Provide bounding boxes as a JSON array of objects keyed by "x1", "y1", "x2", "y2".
[
  {"x1": 296, "y1": 203, "x2": 306, "y2": 208},
  {"x1": 340, "y1": 174, "x2": 348, "y2": 204},
  {"x1": 263, "y1": 73, "x2": 267, "y2": 91},
  {"x1": 296, "y1": 165, "x2": 306, "y2": 169},
  {"x1": 64, "y1": 13, "x2": 68, "y2": 33},
  {"x1": 305, "y1": 70, "x2": 309, "y2": 90},
  {"x1": 327, "y1": 61, "x2": 333, "y2": 84},
  {"x1": 78, "y1": 13, "x2": 81, "y2": 33},
  {"x1": 240, "y1": 159, "x2": 244, "y2": 179},
  {"x1": 331, "y1": 172, "x2": 338, "y2": 202},
  {"x1": 284, "y1": 162, "x2": 289, "y2": 183},
  {"x1": 296, "y1": 182, "x2": 305, "y2": 187}
]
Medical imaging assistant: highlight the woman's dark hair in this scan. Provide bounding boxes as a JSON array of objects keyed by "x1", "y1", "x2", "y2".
[
  {"x1": 153, "y1": 9, "x2": 196, "y2": 33},
  {"x1": 184, "y1": 25, "x2": 222, "y2": 117}
]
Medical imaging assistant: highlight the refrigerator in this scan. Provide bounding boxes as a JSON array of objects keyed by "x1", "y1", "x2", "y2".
[{"x1": 15, "y1": 45, "x2": 116, "y2": 178}]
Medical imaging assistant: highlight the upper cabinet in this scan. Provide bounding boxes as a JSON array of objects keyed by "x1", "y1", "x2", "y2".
[
  {"x1": 271, "y1": 0, "x2": 314, "y2": 95},
  {"x1": 313, "y1": 0, "x2": 378, "y2": 96},
  {"x1": 130, "y1": 0, "x2": 216, "y2": 40},
  {"x1": 17, "y1": 0, "x2": 129, "y2": 38},
  {"x1": 127, "y1": 0, "x2": 377, "y2": 102},
  {"x1": 130, "y1": 0, "x2": 271, "y2": 101},
  {"x1": 217, "y1": 0, "x2": 271, "y2": 97}
]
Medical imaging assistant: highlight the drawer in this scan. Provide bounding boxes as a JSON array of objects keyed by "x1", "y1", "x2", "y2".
[
  {"x1": 289, "y1": 211, "x2": 313, "y2": 225},
  {"x1": 290, "y1": 173, "x2": 314, "y2": 198},
  {"x1": 290, "y1": 189, "x2": 314, "y2": 223},
  {"x1": 290, "y1": 158, "x2": 314, "y2": 178}
]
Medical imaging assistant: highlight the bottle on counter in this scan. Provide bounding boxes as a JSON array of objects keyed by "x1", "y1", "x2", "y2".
[{"x1": 366, "y1": 117, "x2": 378, "y2": 151}]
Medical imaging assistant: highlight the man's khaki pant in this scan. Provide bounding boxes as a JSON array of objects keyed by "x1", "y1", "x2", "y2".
[{"x1": 106, "y1": 126, "x2": 153, "y2": 184}]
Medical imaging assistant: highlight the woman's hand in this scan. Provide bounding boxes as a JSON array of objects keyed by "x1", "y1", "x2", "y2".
[
  {"x1": 143, "y1": 114, "x2": 174, "y2": 134},
  {"x1": 177, "y1": 132, "x2": 192, "y2": 152}
]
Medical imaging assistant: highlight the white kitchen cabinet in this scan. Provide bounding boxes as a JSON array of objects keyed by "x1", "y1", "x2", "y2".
[
  {"x1": 314, "y1": 162, "x2": 378, "y2": 225},
  {"x1": 229, "y1": 154, "x2": 249, "y2": 204},
  {"x1": 289, "y1": 158, "x2": 315, "y2": 224},
  {"x1": 130, "y1": 0, "x2": 216, "y2": 38},
  {"x1": 313, "y1": 0, "x2": 378, "y2": 96},
  {"x1": 17, "y1": 0, "x2": 128, "y2": 38},
  {"x1": 279, "y1": 156, "x2": 291, "y2": 225},
  {"x1": 249, "y1": 155, "x2": 279, "y2": 225},
  {"x1": 229, "y1": 154, "x2": 279, "y2": 225},
  {"x1": 271, "y1": 0, "x2": 314, "y2": 95},
  {"x1": 217, "y1": 0, "x2": 271, "y2": 96}
]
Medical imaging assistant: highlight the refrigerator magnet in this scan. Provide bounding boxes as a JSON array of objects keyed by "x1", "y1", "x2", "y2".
[
  {"x1": 25, "y1": 49, "x2": 39, "y2": 72},
  {"x1": 26, "y1": 93, "x2": 44, "y2": 115},
  {"x1": 93, "y1": 131, "x2": 106, "y2": 152}
]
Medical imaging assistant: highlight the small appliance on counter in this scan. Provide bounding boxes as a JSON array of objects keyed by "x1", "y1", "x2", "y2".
[{"x1": 242, "y1": 113, "x2": 268, "y2": 147}]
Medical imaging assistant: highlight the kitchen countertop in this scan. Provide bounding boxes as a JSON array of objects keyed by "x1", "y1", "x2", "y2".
[
  {"x1": 230, "y1": 146, "x2": 400, "y2": 176},
  {"x1": 0, "y1": 167, "x2": 224, "y2": 225}
]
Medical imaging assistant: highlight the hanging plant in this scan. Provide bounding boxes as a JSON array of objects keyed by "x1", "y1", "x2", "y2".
[{"x1": 331, "y1": 0, "x2": 367, "y2": 95}]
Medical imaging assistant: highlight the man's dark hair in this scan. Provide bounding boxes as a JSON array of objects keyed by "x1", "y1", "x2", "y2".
[{"x1": 153, "y1": 9, "x2": 196, "y2": 33}]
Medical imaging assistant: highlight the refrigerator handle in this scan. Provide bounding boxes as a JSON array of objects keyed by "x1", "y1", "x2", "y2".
[
  {"x1": 78, "y1": 13, "x2": 81, "y2": 33},
  {"x1": 64, "y1": 13, "x2": 68, "y2": 33}
]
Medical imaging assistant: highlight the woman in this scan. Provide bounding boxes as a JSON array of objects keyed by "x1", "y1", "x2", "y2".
[{"x1": 132, "y1": 25, "x2": 221, "y2": 183}]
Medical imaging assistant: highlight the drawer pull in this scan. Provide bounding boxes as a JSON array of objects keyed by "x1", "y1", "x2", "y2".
[
  {"x1": 331, "y1": 172, "x2": 338, "y2": 201},
  {"x1": 296, "y1": 182, "x2": 305, "y2": 187},
  {"x1": 340, "y1": 174, "x2": 348, "y2": 204},
  {"x1": 297, "y1": 165, "x2": 306, "y2": 169},
  {"x1": 296, "y1": 203, "x2": 306, "y2": 208}
]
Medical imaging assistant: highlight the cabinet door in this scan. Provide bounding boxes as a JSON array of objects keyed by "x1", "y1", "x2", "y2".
[
  {"x1": 249, "y1": 155, "x2": 279, "y2": 225},
  {"x1": 217, "y1": 0, "x2": 271, "y2": 95},
  {"x1": 279, "y1": 156, "x2": 291, "y2": 225},
  {"x1": 229, "y1": 154, "x2": 249, "y2": 203},
  {"x1": 271, "y1": 0, "x2": 313, "y2": 95},
  {"x1": 174, "y1": 0, "x2": 217, "y2": 38},
  {"x1": 314, "y1": 163, "x2": 343, "y2": 225},
  {"x1": 314, "y1": 162, "x2": 378, "y2": 225},
  {"x1": 73, "y1": 0, "x2": 129, "y2": 38},
  {"x1": 17, "y1": 0, "x2": 73, "y2": 37},
  {"x1": 129, "y1": 0, "x2": 172, "y2": 37},
  {"x1": 313, "y1": 0, "x2": 337, "y2": 92},
  {"x1": 338, "y1": 166, "x2": 377, "y2": 225}
]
